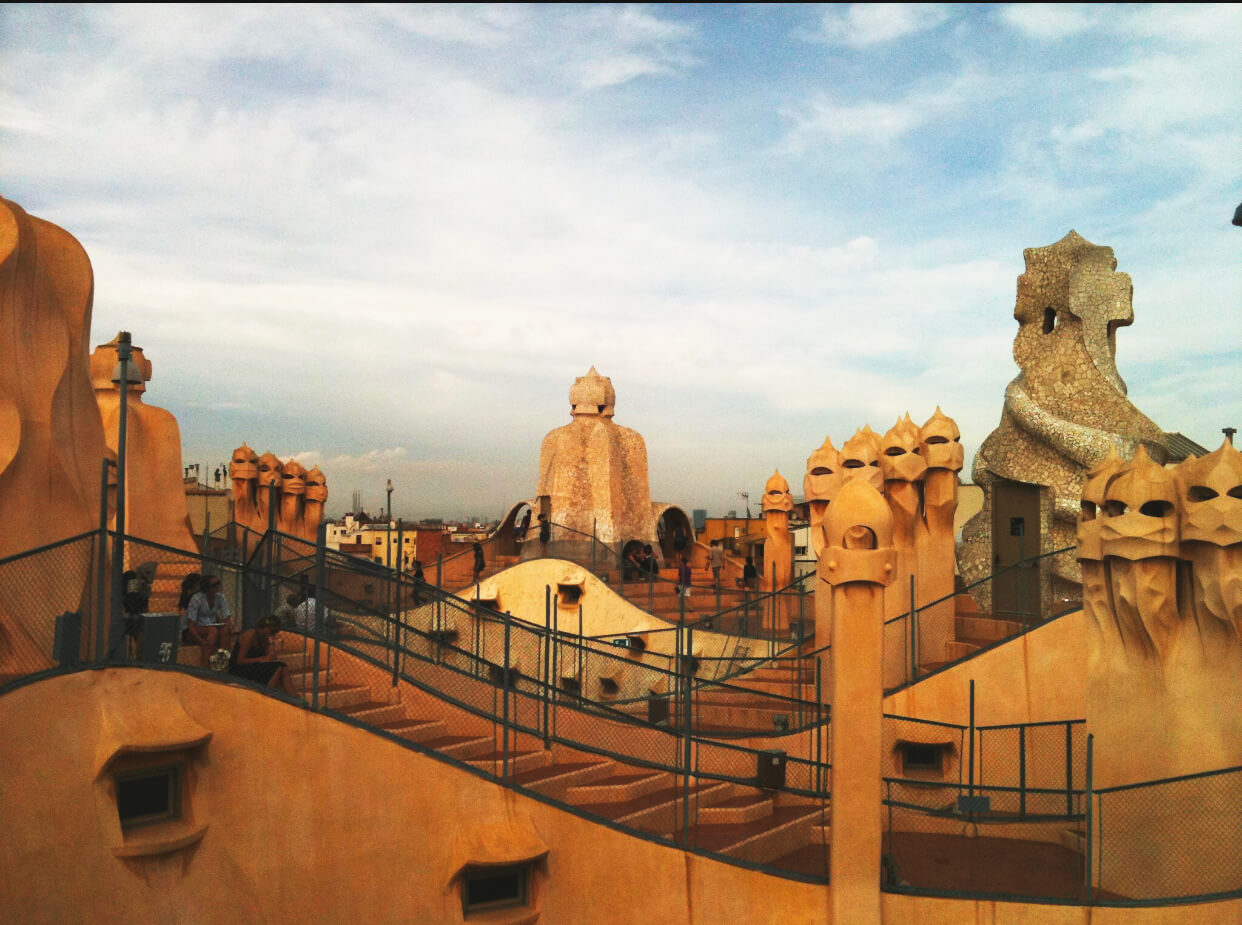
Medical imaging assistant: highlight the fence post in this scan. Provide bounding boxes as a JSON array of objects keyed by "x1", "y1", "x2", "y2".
[
  {"x1": 1019, "y1": 725, "x2": 1027, "y2": 818},
  {"x1": 682, "y1": 622, "x2": 693, "y2": 847},
  {"x1": 815, "y1": 657, "x2": 823, "y2": 793},
  {"x1": 312, "y1": 521, "x2": 327, "y2": 711},
  {"x1": 770, "y1": 563, "x2": 777, "y2": 660},
  {"x1": 391, "y1": 547, "x2": 402, "y2": 689},
  {"x1": 543, "y1": 586, "x2": 551, "y2": 749},
  {"x1": 908, "y1": 575, "x2": 917, "y2": 684},
  {"x1": 434, "y1": 553, "x2": 444, "y2": 663},
  {"x1": 552, "y1": 593, "x2": 559, "y2": 741},
  {"x1": 96, "y1": 457, "x2": 111, "y2": 663},
  {"x1": 502, "y1": 609, "x2": 511, "y2": 782},
  {"x1": 1066, "y1": 722, "x2": 1075, "y2": 817},
  {"x1": 1084, "y1": 733, "x2": 1094, "y2": 903},
  {"x1": 968, "y1": 679, "x2": 976, "y2": 820}
]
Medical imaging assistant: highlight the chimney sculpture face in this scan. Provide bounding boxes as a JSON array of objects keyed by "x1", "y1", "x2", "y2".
[
  {"x1": 257, "y1": 452, "x2": 284, "y2": 490},
  {"x1": 1078, "y1": 448, "x2": 1126, "y2": 563},
  {"x1": 1175, "y1": 441, "x2": 1242, "y2": 548},
  {"x1": 1099, "y1": 446, "x2": 1179, "y2": 561},
  {"x1": 821, "y1": 479, "x2": 895, "y2": 586},
  {"x1": 919, "y1": 406, "x2": 964, "y2": 473},
  {"x1": 763, "y1": 470, "x2": 794, "y2": 513},
  {"x1": 840, "y1": 428, "x2": 885, "y2": 493},
  {"x1": 304, "y1": 467, "x2": 328, "y2": 504},
  {"x1": 281, "y1": 460, "x2": 307, "y2": 496},
  {"x1": 230, "y1": 444, "x2": 259, "y2": 485},
  {"x1": 879, "y1": 414, "x2": 927, "y2": 485},
  {"x1": 804, "y1": 436, "x2": 843, "y2": 505}
]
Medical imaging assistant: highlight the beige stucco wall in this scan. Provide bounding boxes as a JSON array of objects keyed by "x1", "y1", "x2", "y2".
[{"x1": 2, "y1": 668, "x2": 1238, "y2": 923}]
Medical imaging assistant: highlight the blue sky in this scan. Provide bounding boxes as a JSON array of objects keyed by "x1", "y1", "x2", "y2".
[{"x1": 3, "y1": 4, "x2": 1239, "y2": 519}]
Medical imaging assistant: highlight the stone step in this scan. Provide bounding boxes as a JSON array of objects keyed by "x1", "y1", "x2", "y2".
[
  {"x1": 955, "y1": 615, "x2": 1022, "y2": 641},
  {"x1": 335, "y1": 700, "x2": 407, "y2": 726},
  {"x1": 311, "y1": 683, "x2": 373, "y2": 710},
  {"x1": 695, "y1": 791, "x2": 774, "y2": 825},
  {"x1": 373, "y1": 715, "x2": 444, "y2": 739},
  {"x1": 512, "y1": 760, "x2": 616, "y2": 801},
  {"x1": 687, "y1": 805, "x2": 823, "y2": 864},
  {"x1": 610, "y1": 782, "x2": 729, "y2": 835},
  {"x1": 419, "y1": 734, "x2": 494, "y2": 759},
  {"x1": 466, "y1": 749, "x2": 552, "y2": 777},
  {"x1": 943, "y1": 641, "x2": 981, "y2": 661},
  {"x1": 566, "y1": 771, "x2": 666, "y2": 805}
]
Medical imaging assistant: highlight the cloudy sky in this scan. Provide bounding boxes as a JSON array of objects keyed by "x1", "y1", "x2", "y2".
[{"x1": 3, "y1": 4, "x2": 1239, "y2": 520}]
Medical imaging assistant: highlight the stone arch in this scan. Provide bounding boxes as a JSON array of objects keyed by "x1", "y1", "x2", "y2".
[
  {"x1": 495, "y1": 500, "x2": 535, "y2": 557},
  {"x1": 653, "y1": 504, "x2": 694, "y2": 565}
]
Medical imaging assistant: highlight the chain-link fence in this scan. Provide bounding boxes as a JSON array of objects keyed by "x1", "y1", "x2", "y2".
[
  {"x1": 1093, "y1": 764, "x2": 1242, "y2": 903},
  {"x1": 0, "y1": 532, "x2": 101, "y2": 684},
  {"x1": 977, "y1": 720, "x2": 1086, "y2": 817},
  {"x1": 12, "y1": 525, "x2": 1241, "y2": 901},
  {"x1": 883, "y1": 546, "x2": 1081, "y2": 693}
]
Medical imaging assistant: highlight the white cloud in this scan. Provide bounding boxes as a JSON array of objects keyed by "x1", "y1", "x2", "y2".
[
  {"x1": 3, "y1": 5, "x2": 1236, "y2": 517},
  {"x1": 375, "y1": 4, "x2": 523, "y2": 48},
  {"x1": 780, "y1": 70, "x2": 995, "y2": 151},
  {"x1": 999, "y1": 4, "x2": 1105, "y2": 40},
  {"x1": 808, "y1": 4, "x2": 951, "y2": 47}
]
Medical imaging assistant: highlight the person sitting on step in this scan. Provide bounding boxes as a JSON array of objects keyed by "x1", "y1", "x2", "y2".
[{"x1": 229, "y1": 616, "x2": 298, "y2": 697}]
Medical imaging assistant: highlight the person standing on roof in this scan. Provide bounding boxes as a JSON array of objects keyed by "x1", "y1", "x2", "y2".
[
  {"x1": 677, "y1": 555, "x2": 692, "y2": 605},
  {"x1": 538, "y1": 514, "x2": 551, "y2": 555},
  {"x1": 710, "y1": 541, "x2": 724, "y2": 589},
  {"x1": 473, "y1": 541, "x2": 486, "y2": 581}
]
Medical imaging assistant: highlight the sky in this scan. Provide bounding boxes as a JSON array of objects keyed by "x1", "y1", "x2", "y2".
[{"x1": 3, "y1": 3, "x2": 1239, "y2": 521}]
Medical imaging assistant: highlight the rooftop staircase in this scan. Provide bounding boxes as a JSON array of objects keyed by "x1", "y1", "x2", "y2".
[{"x1": 239, "y1": 631, "x2": 830, "y2": 881}]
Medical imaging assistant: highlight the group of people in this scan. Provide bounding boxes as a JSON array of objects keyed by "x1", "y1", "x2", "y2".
[
  {"x1": 623, "y1": 544, "x2": 660, "y2": 581},
  {"x1": 514, "y1": 509, "x2": 551, "y2": 551},
  {"x1": 177, "y1": 572, "x2": 298, "y2": 697}
]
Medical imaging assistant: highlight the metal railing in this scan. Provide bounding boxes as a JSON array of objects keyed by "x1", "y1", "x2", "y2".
[
  {"x1": 883, "y1": 545, "x2": 1081, "y2": 693},
  {"x1": 3, "y1": 524, "x2": 1238, "y2": 905}
]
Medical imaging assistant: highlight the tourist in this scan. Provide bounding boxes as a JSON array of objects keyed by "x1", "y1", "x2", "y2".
[
  {"x1": 294, "y1": 590, "x2": 319, "y2": 633},
  {"x1": 538, "y1": 514, "x2": 550, "y2": 552},
  {"x1": 184, "y1": 574, "x2": 234, "y2": 653},
  {"x1": 624, "y1": 546, "x2": 642, "y2": 581},
  {"x1": 177, "y1": 573, "x2": 202, "y2": 613},
  {"x1": 677, "y1": 556, "x2": 692, "y2": 602},
  {"x1": 742, "y1": 555, "x2": 758, "y2": 591},
  {"x1": 710, "y1": 541, "x2": 724, "y2": 588},
  {"x1": 411, "y1": 558, "x2": 426, "y2": 604},
  {"x1": 673, "y1": 524, "x2": 688, "y2": 554},
  {"x1": 515, "y1": 509, "x2": 531, "y2": 544},
  {"x1": 642, "y1": 544, "x2": 658, "y2": 580},
  {"x1": 229, "y1": 616, "x2": 297, "y2": 696},
  {"x1": 273, "y1": 592, "x2": 299, "y2": 627},
  {"x1": 473, "y1": 541, "x2": 485, "y2": 581}
]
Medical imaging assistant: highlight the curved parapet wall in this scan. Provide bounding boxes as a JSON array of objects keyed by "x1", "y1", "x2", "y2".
[
  {"x1": 960, "y1": 231, "x2": 1169, "y2": 606},
  {"x1": 0, "y1": 198, "x2": 107, "y2": 669}
]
